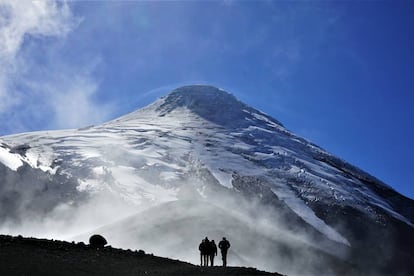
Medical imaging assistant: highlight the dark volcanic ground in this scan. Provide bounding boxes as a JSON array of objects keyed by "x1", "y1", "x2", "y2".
[{"x1": 0, "y1": 235, "x2": 284, "y2": 276}]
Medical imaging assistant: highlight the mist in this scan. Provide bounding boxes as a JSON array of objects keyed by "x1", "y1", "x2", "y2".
[{"x1": 0, "y1": 155, "x2": 355, "y2": 276}]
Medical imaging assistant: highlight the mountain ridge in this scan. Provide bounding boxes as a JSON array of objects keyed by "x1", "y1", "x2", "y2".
[{"x1": 1, "y1": 85, "x2": 413, "y2": 275}]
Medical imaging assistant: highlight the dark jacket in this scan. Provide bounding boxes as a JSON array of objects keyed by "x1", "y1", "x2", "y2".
[
  {"x1": 210, "y1": 241, "x2": 217, "y2": 256},
  {"x1": 218, "y1": 239, "x2": 230, "y2": 252},
  {"x1": 199, "y1": 239, "x2": 209, "y2": 255}
]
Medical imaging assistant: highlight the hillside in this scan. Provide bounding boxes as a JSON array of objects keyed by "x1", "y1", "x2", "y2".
[{"x1": 0, "y1": 234, "x2": 283, "y2": 276}]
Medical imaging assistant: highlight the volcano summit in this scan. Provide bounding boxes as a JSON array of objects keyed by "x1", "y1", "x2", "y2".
[{"x1": 0, "y1": 85, "x2": 413, "y2": 275}]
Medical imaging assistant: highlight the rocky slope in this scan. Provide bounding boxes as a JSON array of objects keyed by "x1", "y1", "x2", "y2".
[{"x1": 0, "y1": 234, "x2": 283, "y2": 276}]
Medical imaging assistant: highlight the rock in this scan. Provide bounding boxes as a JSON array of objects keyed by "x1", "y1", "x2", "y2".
[{"x1": 89, "y1": 234, "x2": 107, "y2": 249}]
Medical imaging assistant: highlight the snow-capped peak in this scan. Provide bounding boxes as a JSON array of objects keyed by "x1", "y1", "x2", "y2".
[
  {"x1": 158, "y1": 85, "x2": 284, "y2": 128},
  {"x1": 118, "y1": 85, "x2": 284, "y2": 130}
]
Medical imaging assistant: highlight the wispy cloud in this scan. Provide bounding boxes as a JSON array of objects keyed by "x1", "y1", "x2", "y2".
[
  {"x1": 0, "y1": 0, "x2": 74, "y2": 110},
  {"x1": 0, "y1": 0, "x2": 113, "y2": 135},
  {"x1": 25, "y1": 63, "x2": 115, "y2": 130},
  {"x1": 270, "y1": 38, "x2": 302, "y2": 81},
  {"x1": 0, "y1": 0, "x2": 74, "y2": 61}
]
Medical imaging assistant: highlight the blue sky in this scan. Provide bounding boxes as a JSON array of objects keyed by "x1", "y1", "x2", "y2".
[{"x1": 0, "y1": 1, "x2": 413, "y2": 199}]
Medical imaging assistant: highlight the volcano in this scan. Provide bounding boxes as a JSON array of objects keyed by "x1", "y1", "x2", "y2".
[{"x1": 1, "y1": 85, "x2": 413, "y2": 275}]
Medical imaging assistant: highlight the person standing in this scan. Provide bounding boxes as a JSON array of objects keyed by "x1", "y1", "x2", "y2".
[
  {"x1": 199, "y1": 237, "x2": 210, "y2": 266},
  {"x1": 218, "y1": 237, "x2": 231, "y2": 267},
  {"x1": 203, "y1": 237, "x2": 210, "y2": 266},
  {"x1": 198, "y1": 239, "x2": 205, "y2": 266},
  {"x1": 209, "y1": 240, "x2": 217, "y2": 266}
]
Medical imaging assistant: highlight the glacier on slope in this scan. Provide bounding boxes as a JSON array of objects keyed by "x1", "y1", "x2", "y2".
[{"x1": 1, "y1": 85, "x2": 413, "y2": 275}]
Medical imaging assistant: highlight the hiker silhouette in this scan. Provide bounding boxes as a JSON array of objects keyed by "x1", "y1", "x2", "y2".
[
  {"x1": 199, "y1": 237, "x2": 210, "y2": 266},
  {"x1": 218, "y1": 237, "x2": 230, "y2": 267},
  {"x1": 209, "y1": 239, "x2": 217, "y2": 266}
]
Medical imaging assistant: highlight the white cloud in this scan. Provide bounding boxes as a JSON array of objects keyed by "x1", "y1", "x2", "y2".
[
  {"x1": 39, "y1": 72, "x2": 115, "y2": 130},
  {"x1": 0, "y1": 0, "x2": 74, "y2": 62},
  {"x1": 0, "y1": 0, "x2": 113, "y2": 134}
]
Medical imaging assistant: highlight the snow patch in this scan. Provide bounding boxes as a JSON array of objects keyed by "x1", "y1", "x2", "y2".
[
  {"x1": 272, "y1": 187, "x2": 351, "y2": 246},
  {"x1": 0, "y1": 146, "x2": 24, "y2": 171}
]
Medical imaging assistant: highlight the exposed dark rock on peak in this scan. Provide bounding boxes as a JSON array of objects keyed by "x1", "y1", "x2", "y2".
[{"x1": 157, "y1": 85, "x2": 283, "y2": 128}]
